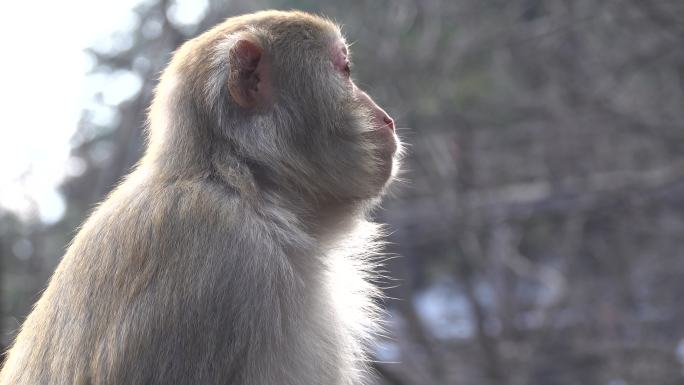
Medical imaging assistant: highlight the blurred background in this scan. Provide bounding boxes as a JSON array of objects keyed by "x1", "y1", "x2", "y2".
[{"x1": 2, "y1": 0, "x2": 684, "y2": 384}]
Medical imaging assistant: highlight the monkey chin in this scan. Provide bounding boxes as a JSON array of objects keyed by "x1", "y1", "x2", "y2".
[{"x1": 363, "y1": 129, "x2": 401, "y2": 202}]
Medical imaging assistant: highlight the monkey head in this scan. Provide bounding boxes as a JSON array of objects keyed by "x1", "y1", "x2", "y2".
[{"x1": 150, "y1": 11, "x2": 400, "y2": 208}]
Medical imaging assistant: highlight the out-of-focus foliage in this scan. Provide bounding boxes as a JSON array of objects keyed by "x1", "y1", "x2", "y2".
[{"x1": 3, "y1": 1, "x2": 684, "y2": 384}]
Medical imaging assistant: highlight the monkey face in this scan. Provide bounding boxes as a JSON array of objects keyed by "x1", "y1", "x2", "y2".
[
  {"x1": 266, "y1": 33, "x2": 401, "y2": 202},
  {"x1": 308, "y1": 36, "x2": 400, "y2": 200}
]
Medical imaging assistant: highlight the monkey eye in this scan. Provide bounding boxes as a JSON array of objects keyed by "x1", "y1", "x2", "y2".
[{"x1": 343, "y1": 62, "x2": 351, "y2": 77}]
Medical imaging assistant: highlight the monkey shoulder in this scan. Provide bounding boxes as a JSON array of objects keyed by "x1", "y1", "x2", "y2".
[{"x1": 3, "y1": 178, "x2": 381, "y2": 385}]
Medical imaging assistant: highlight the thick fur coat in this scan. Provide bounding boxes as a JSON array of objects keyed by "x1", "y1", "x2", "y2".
[{"x1": 0, "y1": 11, "x2": 400, "y2": 385}]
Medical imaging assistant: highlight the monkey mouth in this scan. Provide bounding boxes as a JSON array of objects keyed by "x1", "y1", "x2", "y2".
[
  {"x1": 362, "y1": 123, "x2": 398, "y2": 159},
  {"x1": 374, "y1": 140, "x2": 397, "y2": 164}
]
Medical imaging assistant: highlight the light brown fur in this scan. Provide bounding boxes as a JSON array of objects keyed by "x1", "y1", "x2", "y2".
[{"x1": 0, "y1": 10, "x2": 401, "y2": 385}]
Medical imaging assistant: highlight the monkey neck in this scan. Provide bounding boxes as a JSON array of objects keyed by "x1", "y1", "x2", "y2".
[
  {"x1": 145, "y1": 144, "x2": 367, "y2": 241},
  {"x1": 257, "y1": 186, "x2": 367, "y2": 240},
  {"x1": 143, "y1": 83, "x2": 222, "y2": 181},
  {"x1": 305, "y1": 200, "x2": 366, "y2": 239},
  {"x1": 205, "y1": 148, "x2": 370, "y2": 236}
]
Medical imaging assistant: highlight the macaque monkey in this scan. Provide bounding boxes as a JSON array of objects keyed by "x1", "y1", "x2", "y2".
[{"x1": 0, "y1": 10, "x2": 400, "y2": 385}]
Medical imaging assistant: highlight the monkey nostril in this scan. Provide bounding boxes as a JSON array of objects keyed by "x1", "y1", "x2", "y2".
[{"x1": 383, "y1": 116, "x2": 395, "y2": 131}]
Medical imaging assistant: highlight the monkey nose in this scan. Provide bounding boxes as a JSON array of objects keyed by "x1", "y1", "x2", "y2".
[
  {"x1": 383, "y1": 115, "x2": 395, "y2": 131},
  {"x1": 358, "y1": 90, "x2": 394, "y2": 132}
]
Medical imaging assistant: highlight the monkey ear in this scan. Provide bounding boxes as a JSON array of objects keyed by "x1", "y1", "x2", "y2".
[{"x1": 228, "y1": 39, "x2": 272, "y2": 109}]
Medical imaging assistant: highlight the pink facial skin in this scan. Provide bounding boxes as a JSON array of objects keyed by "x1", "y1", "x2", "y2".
[{"x1": 331, "y1": 41, "x2": 396, "y2": 136}]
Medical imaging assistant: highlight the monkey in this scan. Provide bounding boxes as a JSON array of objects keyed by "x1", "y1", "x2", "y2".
[{"x1": 0, "y1": 10, "x2": 401, "y2": 385}]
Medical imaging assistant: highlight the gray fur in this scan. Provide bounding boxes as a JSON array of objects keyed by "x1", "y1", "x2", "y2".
[{"x1": 0, "y1": 10, "x2": 401, "y2": 385}]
